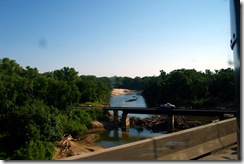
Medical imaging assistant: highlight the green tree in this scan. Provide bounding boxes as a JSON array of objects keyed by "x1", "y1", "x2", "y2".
[
  {"x1": 76, "y1": 75, "x2": 112, "y2": 104},
  {"x1": 13, "y1": 140, "x2": 55, "y2": 160},
  {"x1": 0, "y1": 58, "x2": 23, "y2": 75},
  {"x1": 51, "y1": 67, "x2": 79, "y2": 83},
  {"x1": 142, "y1": 76, "x2": 161, "y2": 106},
  {"x1": 208, "y1": 68, "x2": 235, "y2": 105},
  {"x1": 0, "y1": 101, "x2": 63, "y2": 159}
]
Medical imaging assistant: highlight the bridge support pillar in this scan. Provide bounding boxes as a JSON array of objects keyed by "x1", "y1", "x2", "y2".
[
  {"x1": 113, "y1": 110, "x2": 119, "y2": 122},
  {"x1": 121, "y1": 111, "x2": 130, "y2": 127},
  {"x1": 167, "y1": 113, "x2": 174, "y2": 133}
]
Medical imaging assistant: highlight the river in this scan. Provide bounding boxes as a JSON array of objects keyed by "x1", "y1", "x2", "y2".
[{"x1": 93, "y1": 92, "x2": 166, "y2": 148}]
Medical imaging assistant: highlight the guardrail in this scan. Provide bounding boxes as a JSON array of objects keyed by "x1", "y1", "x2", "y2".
[{"x1": 61, "y1": 117, "x2": 237, "y2": 160}]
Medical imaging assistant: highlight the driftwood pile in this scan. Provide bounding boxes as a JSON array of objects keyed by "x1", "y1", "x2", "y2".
[
  {"x1": 129, "y1": 115, "x2": 201, "y2": 132},
  {"x1": 57, "y1": 134, "x2": 73, "y2": 154}
]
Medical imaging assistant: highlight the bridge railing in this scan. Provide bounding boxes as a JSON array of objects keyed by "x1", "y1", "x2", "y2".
[{"x1": 61, "y1": 117, "x2": 237, "y2": 160}]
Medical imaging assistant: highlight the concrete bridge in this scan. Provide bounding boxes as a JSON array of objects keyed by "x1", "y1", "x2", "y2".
[{"x1": 103, "y1": 107, "x2": 237, "y2": 132}]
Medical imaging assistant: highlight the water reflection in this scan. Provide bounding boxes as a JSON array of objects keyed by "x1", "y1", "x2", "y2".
[{"x1": 94, "y1": 127, "x2": 165, "y2": 148}]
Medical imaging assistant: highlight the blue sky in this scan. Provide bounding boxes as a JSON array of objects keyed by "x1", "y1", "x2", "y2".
[{"x1": 0, "y1": 0, "x2": 235, "y2": 77}]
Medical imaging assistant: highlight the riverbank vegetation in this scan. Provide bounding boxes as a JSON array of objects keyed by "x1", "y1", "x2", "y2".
[{"x1": 0, "y1": 57, "x2": 235, "y2": 160}]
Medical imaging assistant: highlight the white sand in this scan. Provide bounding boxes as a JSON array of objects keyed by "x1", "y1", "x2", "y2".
[{"x1": 111, "y1": 88, "x2": 133, "y2": 96}]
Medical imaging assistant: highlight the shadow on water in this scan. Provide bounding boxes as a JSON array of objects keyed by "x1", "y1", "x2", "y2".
[{"x1": 93, "y1": 126, "x2": 166, "y2": 148}]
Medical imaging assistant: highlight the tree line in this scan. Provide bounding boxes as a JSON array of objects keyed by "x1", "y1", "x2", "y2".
[{"x1": 0, "y1": 57, "x2": 235, "y2": 159}]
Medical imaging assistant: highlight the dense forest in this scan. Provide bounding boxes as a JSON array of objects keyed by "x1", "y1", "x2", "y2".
[
  {"x1": 0, "y1": 58, "x2": 112, "y2": 160},
  {"x1": 0, "y1": 58, "x2": 235, "y2": 160}
]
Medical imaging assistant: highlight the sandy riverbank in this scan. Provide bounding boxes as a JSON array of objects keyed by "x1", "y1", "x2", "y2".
[
  {"x1": 53, "y1": 121, "x2": 108, "y2": 160},
  {"x1": 111, "y1": 88, "x2": 134, "y2": 96},
  {"x1": 53, "y1": 136, "x2": 104, "y2": 159},
  {"x1": 53, "y1": 120, "x2": 120, "y2": 159}
]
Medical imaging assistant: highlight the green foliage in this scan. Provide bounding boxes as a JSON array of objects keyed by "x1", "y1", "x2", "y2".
[
  {"x1": 61, "y1": 116, "x2": 88, "y2": 137},
  {"x1": 59, "y1": 109, "x2": 99, "y2": 137},
  {"x1": 44, "y1": 79, "x2": 81, "y2": 110},
  {"x1": 109, "y1": 76, "x2": 144, "y2": 90},
  {"x1": 13, "y1": 140, "x2": 55, "y2": 160},
  {"x1": 46, "y1": 67, "x2": 79, "y2": 83},
  {"x1": 142, "y1": 68, "x2": 235, "y2": 108},
  {"x1": 0, "y1": 58, "x2": 23, "y2": 75},
  {"x1": 76, "y1": 75, "x2": 112, "y2": 104},
  {"x1": 85, "y1": 108, "x2": 105, "y2": 120},
  {"x1": 208, "y1": 68, "x2": 235, "y2": 103},
  {"x1": 0, "y1": 101, "x2": 63, "y2": 158},
  {"x1": 0, "y1": 58, "x2": 112, "y2": 160}
]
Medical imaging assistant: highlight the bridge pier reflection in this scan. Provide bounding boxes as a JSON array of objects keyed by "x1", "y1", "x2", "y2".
[
  {"x1": 121, "y1": 126, "x2": 130, "y2": 140},
  {"x1": 113, "y1": 110, "x2": 119, "y2": 122}
]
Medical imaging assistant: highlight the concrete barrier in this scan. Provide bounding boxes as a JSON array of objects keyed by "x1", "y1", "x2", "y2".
[{"x1": 61, "y1": 118, "x2": 237, "y2": 160}]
